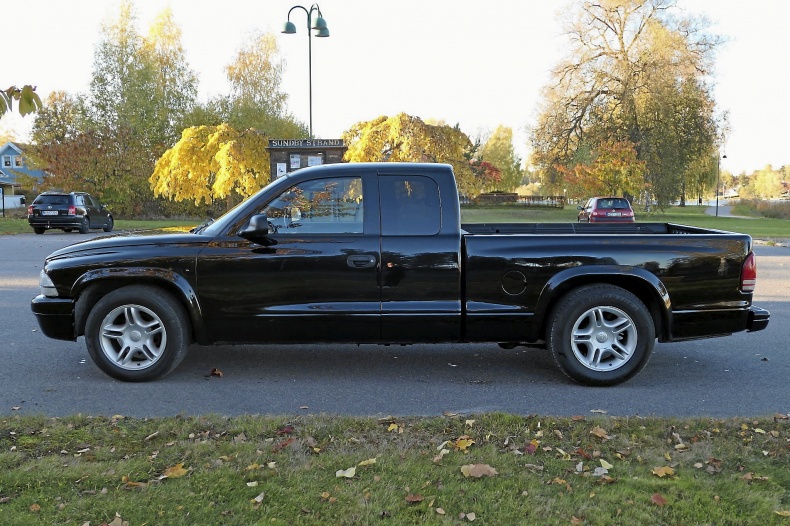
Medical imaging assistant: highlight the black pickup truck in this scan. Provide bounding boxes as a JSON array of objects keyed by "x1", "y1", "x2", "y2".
[{"x1": 32, "y1": 162, "x2": 769, "y2": 385}]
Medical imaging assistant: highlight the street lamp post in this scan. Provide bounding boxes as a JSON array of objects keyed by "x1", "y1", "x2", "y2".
[
  {"x1": 715, "y1": 152, "x2": 727, "y2": 217},
  {"x1": 282, "y1": 4, "x2": 329, "y2": 139}
]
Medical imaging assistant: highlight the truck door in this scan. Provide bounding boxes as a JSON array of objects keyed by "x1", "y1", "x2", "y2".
[
  {"x1": 196, "y1": 172, "x2": 381, "y2": 343},
  {"x1": 378, "y1": 174, "x2": 462, "y2": 341}
]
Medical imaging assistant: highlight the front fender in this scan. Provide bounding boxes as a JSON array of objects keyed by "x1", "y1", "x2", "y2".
[
  {"x1": 532, "y1": 265, "x2": 672, "y2": 341},
  {"x1": 71, "y1": 267, "x2": 207, "y2": 343}
]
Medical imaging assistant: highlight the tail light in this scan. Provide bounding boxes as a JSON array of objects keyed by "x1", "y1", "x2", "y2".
[
  {"x1": 68, "y1": 205, "x2": 76, "y2": 215},
  {"x1": 27, "y1": 205, "x2": 33, "y2": 215},
  {"x1": 740, "y1": 252, "x2": 757, "y2": 292}
]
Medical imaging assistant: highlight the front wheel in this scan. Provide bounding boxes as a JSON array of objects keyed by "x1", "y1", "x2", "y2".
[
  {"x1": 78, "y1": 217, "x2": 90, "y2": 234},
  {"x1": 84, "y1": 285, "x2": 191, "y2": 381},
  {"x1": 103, "y1": 216, "x2": 114, "y2": 232},
  {"x1": 546, "y1": 284, "x2": 655, "y2": 386}
]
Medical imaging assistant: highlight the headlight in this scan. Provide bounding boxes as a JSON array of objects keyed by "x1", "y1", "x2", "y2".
[{"x1": 39, "y1": 270, "x2": 58, "y2": 297}]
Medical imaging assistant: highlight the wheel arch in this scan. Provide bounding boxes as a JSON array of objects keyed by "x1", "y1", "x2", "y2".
[
  {"x1": 72, "y1": 268, "x2": 206, "y2": 343},
  {"x1": 534, "y1": 266, "x2": 671, "y2": 342}
]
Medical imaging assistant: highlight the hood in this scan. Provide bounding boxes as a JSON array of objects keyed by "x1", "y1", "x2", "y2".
[{"x1": 46, "y1": 228, "x2": 211, "y2": 259}]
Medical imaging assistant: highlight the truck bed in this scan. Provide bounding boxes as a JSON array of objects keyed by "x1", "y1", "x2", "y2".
[{"x1": 461, "y1": 222, "x2": 726, "y2": 235}]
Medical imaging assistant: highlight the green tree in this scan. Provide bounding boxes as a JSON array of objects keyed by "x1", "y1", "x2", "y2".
[
  {"x1": 185, "y1": 31, "x2": 306, "y2": 138},
  {"x1": 150, "y1": 124, "x2": 270, "y2": 207},
  {"x1": 141, "y1": 7, "x2": 199, "y2": 151},
  {"x1": 479, "y1": 125, "x2": 522, "y2": 192},
  {"x1": 530, "y1": 0, "x2": 722, "y2": 206}
]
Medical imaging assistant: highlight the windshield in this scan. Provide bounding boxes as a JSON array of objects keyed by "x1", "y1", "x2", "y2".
[{"x1": 199, "y1": 175, "x2": 295, "y2": 237}]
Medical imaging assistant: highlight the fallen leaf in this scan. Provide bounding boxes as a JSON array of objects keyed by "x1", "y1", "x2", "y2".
[
  {"x1": 455, "y1": 437, "x2": 475, "y2": 451},
  {"x1": 358, "y1": 458, "x2": 377, "y2": 467},
  {"x1": 651, "y1": 493, "x2": 668, "y2": 506},
  {"x1": 436, "y1": 507, "x2": 446, "y2": 515},
  {"x1": 29, "y1": 503, "x2": 41, "y2": 512},
  {"x1": 209, "y1": 368, "x2": 223, "y2": 377},
  {"x1": 465, "y1": 419, "x2": 476, "y2": 427},
  {"x1": 272, "y1": 437, "x2": 294, "y2": 452},
  {"x1": 652, "y1": 466, "x2": 675, "y2": 478},
  {"x1": 600, "y1": 459, "x2": 613, "y2": 470},
  {"x1": 590, "y1": 409, "x2": 607, "y2": 414},
  {"x1": 590, "y1": 426, "x2": 611, "y2": 440},
  {"x1": 276, "y1": 425, "x2": 295, "y2": 435},
  {"x1": 335, "y1": 466, "x2": 356, "y2": 478},
  {"x1": 162, "y1": 463, "x2": 188, "y2": 479},
  {"x1": 405, "y1": 494, "x2": 423, "y2": 503},
  {"x1": 775, "y1": 510, "x2": 790, "y2": 517},
  {"x1": 466, "y1": 512, "x2": 477, "y2": 521},
  {"x1": 523, "y1": 440, "x2": 538, "y2": 455},
  {"x1": 433, "y1": 448, "x2": 450, "y2": 463},
  {"x1": 461, "y1": 464, "x2": 498, "y2": 478}
]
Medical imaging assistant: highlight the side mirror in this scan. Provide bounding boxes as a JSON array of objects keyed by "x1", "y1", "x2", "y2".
[{"x1": 239, "y1": 214, "x2": 270, "y2": 240}]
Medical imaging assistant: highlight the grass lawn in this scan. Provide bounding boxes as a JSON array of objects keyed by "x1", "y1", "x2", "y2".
[
  {"x1": 1, "y1": 413, "x2": 788, "y2": 525},
  {"x1": 0, "y1": 218, "x2": 201, "y2": 236}
]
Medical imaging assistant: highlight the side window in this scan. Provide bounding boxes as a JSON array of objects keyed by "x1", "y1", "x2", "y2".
[
  {"x1": 74, "y1": 195, "x2": 84, "y2": 206},
  {"x1": 261, "y1": 177, "x2": 363, "y2": 234},
  {"x1": 380, "y1": 175, "x2": 440, "y2": 236}
]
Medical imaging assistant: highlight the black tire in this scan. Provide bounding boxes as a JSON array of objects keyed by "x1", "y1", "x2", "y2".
[
  {"x1": 103, "y1": 216, "x2": 114, "y2": 232},
  {"x1": 33, "y1": 227, "x2": 45, "y2": 235},
  {"x1": 84, "y1": 285, "x2": 191, "y2": 381},
  {"x1": 546, "y1": 284, "x2": 655, "y2": 386},
  {"x1": 63, "y1": 229, "x2": 73, "y2": 232},
  {"x1": 78, "y1": 217, "x2": 90, "y2": 234}
]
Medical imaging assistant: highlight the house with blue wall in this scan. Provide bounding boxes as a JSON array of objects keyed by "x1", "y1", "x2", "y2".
[{"x1": 0, "y1": 141, "x2": 46, "y2": 208}]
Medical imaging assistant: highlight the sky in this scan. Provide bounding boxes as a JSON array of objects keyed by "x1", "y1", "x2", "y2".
[{"x1": 2, "y1": 0, "x2": 788, "y2": 175}]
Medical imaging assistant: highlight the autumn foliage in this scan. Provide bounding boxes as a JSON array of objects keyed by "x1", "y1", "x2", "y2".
[
  {"x1": 343, "y1": 113, "x2": 499, "y2": 198},
  {"x1": 150, "y1": 123, "x2": 270, "y2": 206},
  {"x1": 559, "y1": 139, "x2": 645, "y2": 199}
]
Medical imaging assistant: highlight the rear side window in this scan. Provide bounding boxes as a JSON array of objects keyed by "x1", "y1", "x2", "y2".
[
  {"x1": 34, "y1": 195, "x2": 70, "y2": 205},
  {"x1": 380, "y1": 175, "x2": 440, "y2": 236}
]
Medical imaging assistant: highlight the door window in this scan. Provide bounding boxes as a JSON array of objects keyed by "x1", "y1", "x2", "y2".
[{"x1": 261, "y1": 177, "x2": 363, "y2": 234}]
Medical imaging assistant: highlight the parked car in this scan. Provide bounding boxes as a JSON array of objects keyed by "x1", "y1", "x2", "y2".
[
  {"x1": 31, "y1": 163, "x2": 768, "y2": 386},
  {"x1": 577, "y1": 197, "x2": 635, "y2": 223},
  {"x1": 27, "y1": 191, "x2": 113, "y2": 234}
]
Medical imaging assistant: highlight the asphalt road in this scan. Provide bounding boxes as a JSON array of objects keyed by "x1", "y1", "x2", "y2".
[{"x1": 1, "y1": 231, "x2": 787, "y2": 419}]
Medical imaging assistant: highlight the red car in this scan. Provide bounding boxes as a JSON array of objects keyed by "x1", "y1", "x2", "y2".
[{"x1": 577, "y1": 197, "x2": 635, "y2": 223}]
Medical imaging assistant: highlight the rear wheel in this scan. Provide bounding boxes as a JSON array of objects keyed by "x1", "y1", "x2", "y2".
[
  {"x1": 78, "y1": 217, "x2": 89, "y2": 234},
  {"x1": 84, "y1": 285, "x2": 191, "y2": 381},
  {"x1": 33, "y1": 227, "x2": 45, "y2": 235},
  {"x1": 546, "y1": 284, "x2": 654, "y2": 386}
]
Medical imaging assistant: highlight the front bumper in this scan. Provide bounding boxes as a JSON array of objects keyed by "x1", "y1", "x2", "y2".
[
  {"x1": 31, "y1": 295, "x2": 77, "y2": 341},
  {"x1": 747, "y1": 305, "x2": 770, "y2": 332}
]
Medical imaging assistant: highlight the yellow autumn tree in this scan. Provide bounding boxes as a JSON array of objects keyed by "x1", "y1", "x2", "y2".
[
  {"x1": 150, "y1": 123, "x2": 270, "y2": 207},
  {"x1": 343, "y1": 113, "x2": 486, "y2": 197}
]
